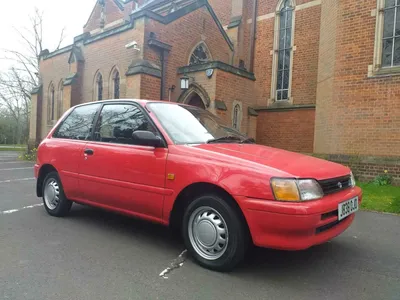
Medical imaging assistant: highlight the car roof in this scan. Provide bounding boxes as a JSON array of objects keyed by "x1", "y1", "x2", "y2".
[{"x1": 73, "y1": 99, "x2": 189, "y2": 108}]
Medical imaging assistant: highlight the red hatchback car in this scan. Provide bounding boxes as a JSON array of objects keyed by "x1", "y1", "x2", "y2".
[{"x1": 35, "y1": 99, "x2": 362, "y2": 271}]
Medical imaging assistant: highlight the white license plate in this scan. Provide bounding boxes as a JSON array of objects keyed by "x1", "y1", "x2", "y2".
[{"x1": 338, "y1": 197, "x2": 359, "y2": 221}]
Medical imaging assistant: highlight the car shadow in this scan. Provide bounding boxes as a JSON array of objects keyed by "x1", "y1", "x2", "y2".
[
  {"x1": 67, "y1": 203, "x2": 185, "y2": 253},
  {"x1": 67, "y1": 203, "x2": 358, "y2": 278}
]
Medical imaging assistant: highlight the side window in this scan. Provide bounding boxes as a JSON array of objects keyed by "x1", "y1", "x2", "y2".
[
  {"x1": 53, "y1": 104, "x2": 101, "y2": 140},
  {"x1": 94, "y1": 104, "x2": 156, "y2": 145}
]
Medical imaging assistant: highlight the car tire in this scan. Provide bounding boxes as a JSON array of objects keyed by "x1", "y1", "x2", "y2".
[
  {"x1": 182, "y1": 193, "x2": 249, "y2": 272},
  {"x1": 42, "y1": 172, "x2": 72, "y2": 217}
]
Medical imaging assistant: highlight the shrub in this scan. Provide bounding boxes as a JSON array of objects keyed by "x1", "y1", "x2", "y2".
[
  {"x1": 373, "y1": 170, "x2": 392, "y2": 186},
  {"x1": 23, "y1": 147, "x2": 37, "y2": 162}
]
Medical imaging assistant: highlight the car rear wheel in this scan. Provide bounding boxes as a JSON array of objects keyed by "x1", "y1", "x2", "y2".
[
  {"x1": 182, "y1": 193, "x2": 249, "y2": 272},
  {"x1": 42, "y1": 172, "x2": 72, "y2": 217}
]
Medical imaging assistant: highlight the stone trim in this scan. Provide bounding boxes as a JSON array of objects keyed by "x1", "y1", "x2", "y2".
[
  {"x1": 254, "y1": 104, "x2": 315, "y2": 112},
  {"x1": 148, "y1": 38, "x2": 172, "y2": 51},
  {"x1": 126, "y1": 59, "x2": 162, "y2": 78},
  {"x1": 31, "y1": 85, "x2": 42, "y2": 95},
  {"x1": 63, "y1": 73, "x2": 78, "y2": 86},
  {"x1": 130, "y1": 0, "x2": 234, "y2": 51},
  {"x1": 248, "y1": 107, "x2": 258, "y2": 116},
  {"x1": 84, "y1": 22, "x2": 134, "y2": 45},
  {"x1": 214, "y1": 100, "x2": 227, "y2": 111},
  {"x1": 177, "y1": 61, "x2": 256, "y2": 81},
  {"x1": 311, "y1": 153, "x2": 400, "y2": 185},
  {"x1": 312, "y1": 153, "x2": 400, "y2": 166},
  {"x1": 246, "y1": 0, "x2": 321, "y2": 24},
  {"x1": 227, "y1": 16, "x2": 242, "y2": 29},
  {"x1": 177, "y1": 82, "x2": 211, "y2": 107},
  {"x1": 42, "y1": 45, "x2": 73, "y2": 60}
]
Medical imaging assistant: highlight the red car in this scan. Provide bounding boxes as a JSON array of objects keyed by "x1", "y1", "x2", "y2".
[{"x1": 35, "y1": 100, "x2": 362, "y2": 271}]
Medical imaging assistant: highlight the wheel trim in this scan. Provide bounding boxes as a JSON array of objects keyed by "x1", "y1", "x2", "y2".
[
  {"x1": 188, "y1": 206, "x2": 228, "y2": 260},
  {"x1": 44, "y1": 179, "x2": 60, "y2": 210}
]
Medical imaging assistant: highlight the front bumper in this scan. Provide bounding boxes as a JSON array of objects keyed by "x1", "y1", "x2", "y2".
[{"x1": 236, "y1": 186, "x2": 362, "y2": 250}]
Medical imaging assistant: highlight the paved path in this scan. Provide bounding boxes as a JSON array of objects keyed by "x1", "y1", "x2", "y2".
[{"x1": 1, "y1": 152, "x2": 399, "y2": 300}]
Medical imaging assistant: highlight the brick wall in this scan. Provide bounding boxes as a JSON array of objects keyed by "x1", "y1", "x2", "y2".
[
  {"x1": 39, "y1": 51, "x2": 71, "y2": 139},
  {"x1": 81, "y1": 20, "x2": 145, "y2": 103},
  {"x1": 84, "y1": 0, "x2": 125, "y2": 33},
  {"x1": 140, "y1": 74, "x2": 161, "y2": 100},
  {"x1": 253, "y1": 0, "x2": 321, "y2": 106},
  {"x1": 256, "y1": 108, "x2": 315, "y2": 153},
  {"x1": 208, "y1": 0, "x2": 232, "y2": 26},
  {"x1": 145, "y1": 6, "x2": 233, "y2": 101},
  {"x1": 313, "y1": 154, "x2": 400, "y2": 186},
  {"x1": 315, "y1": 0, "x2": 400, "y2": 157},
  {"x1": 215, "y1": 69, "x2": 256, "y2": 135}
]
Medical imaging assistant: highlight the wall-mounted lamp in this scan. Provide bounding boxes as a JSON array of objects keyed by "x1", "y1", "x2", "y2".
[{"x1": 180, "y1": 75, "x2": 190, "y2": 90}]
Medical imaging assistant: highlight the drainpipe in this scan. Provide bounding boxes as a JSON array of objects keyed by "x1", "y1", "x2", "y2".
[
  {"x1": 249, "y1": 0, "x2": 258, "y2": 73},
  {"x1": 160, "y1": 50, "x2": 166, "y2": 100}
]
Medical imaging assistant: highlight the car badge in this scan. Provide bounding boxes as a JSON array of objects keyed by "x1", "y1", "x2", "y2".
[{"x1": 337, "y1": 182, "x2": 343, "y2": 189}]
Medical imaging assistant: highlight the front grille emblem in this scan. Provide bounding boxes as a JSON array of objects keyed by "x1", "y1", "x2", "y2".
[{"x1": 337, "y1": 182, "x2": 343, "y2": 189}]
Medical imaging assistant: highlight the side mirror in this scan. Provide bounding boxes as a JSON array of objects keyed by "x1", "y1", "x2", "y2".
[{"x1": 132, "y1": 130, "x2": 162, "y2": 147}]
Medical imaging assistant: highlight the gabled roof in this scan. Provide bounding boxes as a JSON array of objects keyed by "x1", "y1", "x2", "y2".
[
  {"x1": 130, "y1": 0, "x2": 234, "y2": 51},
  {"x1": 84, "y1": 0, "x2": 126, "y2": 28}
]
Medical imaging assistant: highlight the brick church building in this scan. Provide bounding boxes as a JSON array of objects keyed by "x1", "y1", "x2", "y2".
[{"x1": 29, "y1": 0, "x2": 400, "y2": 183}]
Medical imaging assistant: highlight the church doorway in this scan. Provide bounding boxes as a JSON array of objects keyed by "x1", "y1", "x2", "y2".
[{"x1": 186, "y1": 93, "x2": 206, "y2": 109}]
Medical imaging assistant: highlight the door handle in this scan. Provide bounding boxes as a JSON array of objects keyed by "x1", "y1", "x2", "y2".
[{"x1": 84, "y1": 149, "x2": 94, "y2": 155}]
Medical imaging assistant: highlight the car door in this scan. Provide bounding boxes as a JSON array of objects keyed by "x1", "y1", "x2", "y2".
[
  {"x1": 49, "y1": 103, "x2": 102, "y2": 200},
  {"x1": 77, "y1": 102, "x2": 168, "y2": 219}
]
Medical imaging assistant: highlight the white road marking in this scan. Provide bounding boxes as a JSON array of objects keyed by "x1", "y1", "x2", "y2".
[
  {"x1": 159, "y1": 249, "x2": 187, "y2": 279},
  {"x1": 0, "y1": 177, "x2": 35, "y2": 184},
  {"x1": 0, "y1": 167, "x2": 33, "y2": 171},
  {"x1": 0, "y1": 161, "x2": 33, "y2": 165},
  {"x1": 1, "y1": 203, "x2": 43, "y2": 215}
]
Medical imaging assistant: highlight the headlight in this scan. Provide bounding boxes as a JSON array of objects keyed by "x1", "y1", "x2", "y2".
[
  {"x1": 271, "y1": 178, "x2": 324, "y2": 202},
  {"x1": 349, "y1": 172, "x2": 356, "y2": 187}
]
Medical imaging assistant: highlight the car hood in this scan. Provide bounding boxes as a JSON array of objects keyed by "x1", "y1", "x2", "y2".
[{"x1": 191, "y1": 143, "x2": 350, "y2": 180}]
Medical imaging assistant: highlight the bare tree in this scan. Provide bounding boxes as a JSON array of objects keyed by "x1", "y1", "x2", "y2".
[{"x1": 0, "y1": 8, "x2": 65, "y2": 144}]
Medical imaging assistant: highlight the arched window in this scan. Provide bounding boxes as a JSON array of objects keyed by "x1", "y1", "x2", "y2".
[
  {"x1": 189, "y1": 42, "x2": 211, "y2": 65},
  {"x1": 47, "y1": 83, "x2": 55, "y2": 123},
  {"x1": 271, "y1": 0, "x2": 295, "y2": 102},
  {"x1": 112, "y1": 69, "x2": 120, "y2": 99},
  {"x1": 57, "y1": 80, "x2": 64, "y2": 119},
  {"x1": 233, "y1": 104, "x2": 241, "y2": 130},
  {"x1": 96, "y1": 72, "x2": 103, "y2": 101}
]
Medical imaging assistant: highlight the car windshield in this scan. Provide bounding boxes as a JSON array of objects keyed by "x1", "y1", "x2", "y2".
[{"x1": 147, "y1": 102, "x2": 250, "y2": 145}]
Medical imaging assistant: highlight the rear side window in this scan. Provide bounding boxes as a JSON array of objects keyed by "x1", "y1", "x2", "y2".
[
  {"x1": 53, "y1": 104, "x2": 101, "y2": 140},
  {"x1": 94, "y1": 104, "x2": 157, "y2": 145}
]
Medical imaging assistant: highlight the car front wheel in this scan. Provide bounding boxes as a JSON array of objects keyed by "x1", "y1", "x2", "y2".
[
  {"x1": 42, "y1": 172, "x2": 72, "y2": 217},
  {"x1": 182, "y1": 194, "x2": 249, "y2": 272}
]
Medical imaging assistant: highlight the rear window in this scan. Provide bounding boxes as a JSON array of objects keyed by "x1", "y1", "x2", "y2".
[{"x1": 53, "y1": 104, "x2": 101, "y2": 140}]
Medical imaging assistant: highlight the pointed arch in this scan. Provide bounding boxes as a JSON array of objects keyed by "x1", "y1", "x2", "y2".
[
  {"x1": 177, "y1": 83, "x2": 211, "y2": 108},
  {"x1": 57, "y1": 80, "x2": 64, "y2": 118},
  {"x1": 270, "y1": 0, "x2": 296, "y2": 103},
  {"x1": 109, "y1": 66, "x2": 121, "y2": 99},
  {"x1": 47, "y1": 82, "x2": 55, "y2": 124},
  {"x1": 188, "y1": 41, "x2": 213, "y2": 65},
  {"x1": 94, "y1": 71, "x2": 104, "y2": 101}
]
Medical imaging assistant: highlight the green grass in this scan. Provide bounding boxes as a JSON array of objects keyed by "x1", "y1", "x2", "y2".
[
  {"x1": 359, "y1": 182, "x2": 400, "y2": 214},
  {"x1": 0, "y1": 145, "x2": 27, "y2": 151}
]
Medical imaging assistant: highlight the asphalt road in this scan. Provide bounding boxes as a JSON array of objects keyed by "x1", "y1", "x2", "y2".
[{"x1": 1, "y1": 151, "x2": 400, "y2": 300}]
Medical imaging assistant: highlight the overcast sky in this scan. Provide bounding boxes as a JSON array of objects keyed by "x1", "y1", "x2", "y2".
[{"x1": 0, "y1": 0, "x2": 96, "y2": 71}]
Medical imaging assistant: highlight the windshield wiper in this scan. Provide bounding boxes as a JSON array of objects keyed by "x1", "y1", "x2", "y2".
[
  {"x1": 207, "y1": 136, "x2": 243, "y2": 144},
  {"x1": 240, "y1": 137, "x2": 256, "y2": 144}
]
